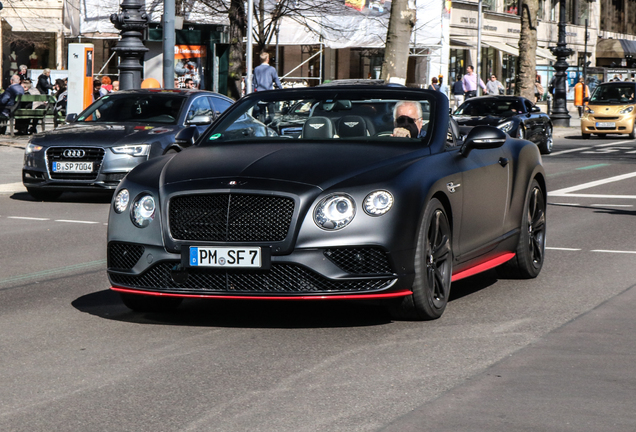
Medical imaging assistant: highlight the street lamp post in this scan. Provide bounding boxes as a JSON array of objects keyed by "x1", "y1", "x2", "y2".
[
  {"x1": 110, "y1": 0, "x2": 149, "y2": 90},
  {"x1": 549, "y1": 0, "x2": 573, "y2": 127}
]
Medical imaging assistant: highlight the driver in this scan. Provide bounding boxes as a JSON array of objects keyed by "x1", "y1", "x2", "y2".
[{"x1": 392, "y1": 101, "x2": 425, "y2": 138}]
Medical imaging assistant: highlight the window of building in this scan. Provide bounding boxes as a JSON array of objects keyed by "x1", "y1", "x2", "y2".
[
  {"x1": 449, "y1": 49, "x2": 468, "y2": 83},
  {"x1": 504, "y1": 0, "x2": 519, "y2": 15}
]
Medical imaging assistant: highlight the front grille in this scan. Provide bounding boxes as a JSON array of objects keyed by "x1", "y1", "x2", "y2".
[
  {"x1": 109, "y1": 262, "x2": 394, "y2": 294},
  {"x1": 104, "y1": 173, "x2": 127, "y2": 183},
  {"x1": 47, "y1": 147, "x2": 105, "y2": 180},
  {"x1": 592, "y1": 116, "x2": 619, "y2": 120},
  {"x1": 108, "y1": 242, "x2": 145, "y2": 270},
  {"x1": 169, "y1": 194, "x2": 295, "y2": 242},
  {"x1": 324, "y1": 248, "x2": 393, "y2": 275}
]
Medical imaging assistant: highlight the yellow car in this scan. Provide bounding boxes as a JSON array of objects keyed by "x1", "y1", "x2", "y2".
[{"x1": 581, "y1": 81, "x2": 636, "y2": 139}]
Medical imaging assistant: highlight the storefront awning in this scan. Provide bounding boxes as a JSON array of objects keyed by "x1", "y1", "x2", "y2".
[
  {"x1": 536, "y1": 47, "x2": 557, "y2": 62},
  {"x1": 449, "y1": 38, "x2": 475, "y2": 50},
  {"x1": 2, "y1": 17, "x2": 64, "y2": 33},
  {"x1": 483, "y1": 41, "x2": 519, "y2": 57},
  {"x1": 596, "y1": 38, "x2": 636, "y2": 58}
]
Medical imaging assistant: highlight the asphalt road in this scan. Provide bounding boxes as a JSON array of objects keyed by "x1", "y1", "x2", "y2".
[{"x1": 1, "y1": 130, "x2": 636, "y2": 431}]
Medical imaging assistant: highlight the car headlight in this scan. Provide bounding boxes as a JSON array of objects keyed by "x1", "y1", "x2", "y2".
[
  {"x1": 619, "y1": 106, "x2": 634, "y2": 114},
  {"x1": 585, "y1": 107, "x2": 594, "y2": 114},
  {"x1": 112, "y1": 145, "x2": 150, "y2": 156},
  {"x1": 132, "y1": 194, "x2": 156, "y2": 227},
  {"x1": 114, "y1": 189, "x2": 130, "y2": 213},
  {"x1": 314, "y1": 194, "x2": 356, "y2": 230},
  {"x1": 364, "y1": 190, "x2": 394, "y2": 216},
  {"x1": 497, "y1": 121, "x2": 514, "y2": 134},
  {"x1": 25, "y1": 143, "x2": 43, "y2": 154}
]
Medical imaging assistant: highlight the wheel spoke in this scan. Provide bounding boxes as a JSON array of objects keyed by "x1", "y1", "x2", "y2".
[
  {"x1": 532, "y1": 236, "x2": 543, "y2": 263},
  {"x1": 532, "y1": 210, "x2": 546, "y2": 232},
  {"x1": 432, "y1": 236, "x2": 451, "y2": 261},
  {"x1": 430, "y1": 211, "x2": 441, "y2": 248},
  {"x1": 433, "y1": 266, "x2": 446, "y2": 299}
]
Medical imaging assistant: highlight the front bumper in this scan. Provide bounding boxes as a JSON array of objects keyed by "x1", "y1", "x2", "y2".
[{"x1": 581, "y1": 114, "x2": 635, "y2": 135}]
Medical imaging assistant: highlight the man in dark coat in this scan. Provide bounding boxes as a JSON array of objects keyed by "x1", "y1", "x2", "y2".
[
  {"x1": 0, "y1": 74, "x2": 25, "y2": 117},
  {"x1": 36, "y1": 68, "x2": 54, "y2": 95}
]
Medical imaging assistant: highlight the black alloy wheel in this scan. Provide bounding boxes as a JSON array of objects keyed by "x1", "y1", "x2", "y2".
[
  {"x1": 539, "y1": 124, "x2": 553, "y2": 154},
  {"x1": 390, "y1": 198, "x2": 452, "y2": 320},
  {"x1": 497, "y1": 179, "x2": 546, "y2": 279}
]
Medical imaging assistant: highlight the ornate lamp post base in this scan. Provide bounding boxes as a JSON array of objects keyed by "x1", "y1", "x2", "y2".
[
  {"x1": 548, "y1": 0, "x2": 573, "y2": 128},
  {"x1": 110, "y1": 0, "x2": 149, "y2": 90}
]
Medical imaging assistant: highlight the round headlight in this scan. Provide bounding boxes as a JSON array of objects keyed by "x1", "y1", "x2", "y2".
[
  {"x1": 364, "y1": 190, "x2": 394, "y2": 216},
  {"x1": 314, "y1": 194, "x2": 356, "y2": 230},
  {"x1": 114, "y1": 189, "x2": 130, "y2": 213},
  {"x1": 132, "y1": 194, "x2": 156, "y2": 227}
]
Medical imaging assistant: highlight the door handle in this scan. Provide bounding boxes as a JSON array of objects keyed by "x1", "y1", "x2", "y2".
[{"x1": 499, "y1": 157, "x2": 509, "y2": 167}]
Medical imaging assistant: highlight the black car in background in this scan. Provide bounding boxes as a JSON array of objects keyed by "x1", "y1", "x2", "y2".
[
  {"x1": 107, "y1": 86, "x2": 547, "y2": 321},
  {"x1": 453, "y1": 95, "x2": 554, "y2": 154},
  {"x1": 22, "y1": 89, "x2": 235, "y2": 200}
]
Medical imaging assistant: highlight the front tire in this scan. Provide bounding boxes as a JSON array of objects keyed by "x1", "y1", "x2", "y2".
[
  {"x1": 539, "y1": 124, "x2": 553, "y2": 154},
  {"x1": 497, "y1": 179, "x2": 546, "y2": 279},
  {"x1": 581, "y1": 133, "x2": 591, "y2": 139},
  {"x1": 120, "y1": 293, "x2": 183, "y2": 313},
  {"x1": 628, "y1": 126, "x2": 635, "y2": 140},
  {"x1": 389, "y1": 198, "x2": 452, "y2": 320}
]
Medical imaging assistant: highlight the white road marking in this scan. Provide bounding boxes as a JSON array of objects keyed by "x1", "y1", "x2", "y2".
[
  {"x1": 7, "y1": 216, "x2": 50, "y2": 221},
  {"x1": 590, "y1": 204, "x2": 633, "y2": 207},
  {"x1": 596, "y1": 140, "x2": 635, "y2": 147},
  {"x1": 549, "y1": 171, "x2": 636, "y2": 197},
  {"x1": 550, "y1": 202, "x2": 580, "y2": 206},
  {"x1": 548, "y1": 140, "x2": 636, "y2": 156},
  {"x1": 591, "y1": 250, "x2": 636, "y2": 254},
  {"x1": 54, "y1": 219, "x2": 100, "y2": 224},
  {"x1": 546, "y1": 247, "x2": 581, "y2": 251}
]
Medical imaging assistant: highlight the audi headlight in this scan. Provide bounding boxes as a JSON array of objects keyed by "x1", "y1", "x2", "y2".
[
  {"x1": 112, "y1": 145, "x2": 150, "y2": 156},
  {"x1": 314, "y1": 194, "x2": 356, "y2": 230},
  {"x1": 364, "y1": 190, "x2": 394, "y2": 216},
  {"x1": 620, "y1": 106, "x2": 634, "y2": 114},
  {"x1": 114, "y1": 189, "x2": 130, "y2": 213},
  {"x1": 132, "y1": 194, "x2": 156, "y2": 227},
  {"x1": 25, "y1": 143, "x2": 43, "y2": 154},
  {"x1": 497, "y1": 121, "x2": 514, "y2": 134}
]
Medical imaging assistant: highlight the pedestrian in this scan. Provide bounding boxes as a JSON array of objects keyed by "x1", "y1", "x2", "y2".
[
  {"x1": 437, "y1": 75, "x2": 449, "y2": 98},
  {"x1": 0, "y1": 75, "x2": 25, "y2": 118},
  {"x1": 18, "y1": 78, "x2": 44, "y2": 135},
  {"x1": 184, "y1": 78, "x2": 196, "y2": 89},
  {"x1": 574, "y1": 76, "x2": 589, "y2": 118},
  {"x1": 92, "y1": 79, "x2": 102, "y2": 102},
  {"x1": 534, "y1": 75, "x2": 544, "y2": 102},
  {"x1": 36, "y1": 68, "x2": 54, "y2": 95},
  {"x1": 252, "y1": 52, "x2": 282, "y2": 122},
  {"x1": 112, "y1": 81, "x2": 119, "y2": 92},
  {"x1": 18, "y1": 65, "x2": 28, "y2": 82},
  {"x1": 452, "y1": 75, "x2": 465, "y2": 109},
  {"x1": 486, "y1": 74, "x2": 504, "y2": 95},
  {"x1": 462, "y1": 65, "x2": 486, "y2": 99},
  {"x1": 428, "y1": 77, "x2": 440, "y2": 91},
  {"x1": 100, "y1": 76, "x2": 113, "y2": 93},
  {"x1": 53, "y1": 78, "x2": 67, "y2": 118}
]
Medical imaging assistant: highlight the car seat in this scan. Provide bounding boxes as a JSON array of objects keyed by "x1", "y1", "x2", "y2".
[
  {"x1": 302, "y1": 116, "x2": 334, "y2": 138},
  {"x1": 337, "y1": 115, "x2": 369, "y2": 137}
]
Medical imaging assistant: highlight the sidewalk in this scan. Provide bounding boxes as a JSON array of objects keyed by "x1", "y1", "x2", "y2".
[
  {"x1": 536, "y1": 101, "x2": 581, "y2": 138},
  {"x1": 0, "y1": 133, "x2": 29, "y2": 148}
]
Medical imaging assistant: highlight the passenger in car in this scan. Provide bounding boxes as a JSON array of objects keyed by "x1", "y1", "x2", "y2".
[{"x1": 392, "y1": 101, "x2": 426, "y2": 138}]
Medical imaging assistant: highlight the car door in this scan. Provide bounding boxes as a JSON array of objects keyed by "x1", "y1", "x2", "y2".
[
  {"x1": 522, "y1": 99, "x2": 540, "y2": 142},
  {"x1": 451, "y1": 141, "x2": 510, "y2": 259}
]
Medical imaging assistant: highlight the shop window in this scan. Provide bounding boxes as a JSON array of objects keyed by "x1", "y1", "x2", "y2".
[{"x1": 504, "y1": 0, "x2": 519, "y2": 15}]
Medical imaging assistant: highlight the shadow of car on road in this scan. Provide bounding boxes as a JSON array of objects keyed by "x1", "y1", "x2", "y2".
[{"x1": 10, "y1": 190, "x2": 113, "y2": 204}]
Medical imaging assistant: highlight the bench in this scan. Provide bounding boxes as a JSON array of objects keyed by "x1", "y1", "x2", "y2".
[{"x1": 0, "y1": 94, "x2": 63, "y2": 137}]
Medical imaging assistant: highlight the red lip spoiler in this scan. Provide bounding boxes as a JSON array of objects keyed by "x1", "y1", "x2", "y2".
[{"x1": 451, "y1": 252, "x2": 516, "y2": 282}]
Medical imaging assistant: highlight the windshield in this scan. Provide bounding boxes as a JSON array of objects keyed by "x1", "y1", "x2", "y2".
[
  {"x1": 202, "y1": 92, "x2": 435, "y2": 143},
  {"x1": 590, "y1": 84, "x2": 636, "y2": 104},
  {"x1": 76, "y1": 93, "x2": 185, "y2": 124},
  {"x1": 454, "y1": 98, "x2": 525, "y2": 117}
]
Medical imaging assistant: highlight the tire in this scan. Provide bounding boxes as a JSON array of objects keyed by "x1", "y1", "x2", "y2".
[
  {"x1": 497, "y1": 179, "x2": 546, "y2": 279},
  {"x1": 581, "y1": 133, "x2": 591, "y2": 139},
  {"x1": 516, "y1": 125, "x2": 525, "y2": 140},
  {"x1": 628, "y1": 127, "x2": 635, "y2": 140},
  {"x1": 27, "y1": 188, "x2": 63, "y2": 201},
  {"x1": 120, "y1": 293, "x2": 183, "y2": 313},
  {"x1": 389, "y1": 198, "x2": 453, "y2": 320},
  {"x1": 539, "y1": 124, "x2": 553, "y2": 154}
]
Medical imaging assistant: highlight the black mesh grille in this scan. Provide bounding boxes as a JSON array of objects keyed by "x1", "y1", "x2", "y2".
[
  {"x1": 324, "y1": 248, "x2": 393, "y2": 275},
  {"x1": 47, "y1": 147, "x2": 105, "y2": 180},
  {"x1": 109, "y1": 262, "x2": 394, "y2": 294},
  {"x1": 108, "y1": 242, "x2": 145, "y2": 270},
  {"x1": 169, "y1": 194, "x2": 295, "y2": 242}
]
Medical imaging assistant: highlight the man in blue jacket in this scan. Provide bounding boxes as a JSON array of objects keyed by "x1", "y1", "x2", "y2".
[
  {"x1": 252, "y1": 52, "x2": 282, "y2": 123},
  {"x1": 0, "y1": 75, "x2": 25, "y2": 117}
]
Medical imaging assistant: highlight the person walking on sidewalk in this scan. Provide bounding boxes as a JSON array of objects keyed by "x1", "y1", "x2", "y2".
[
  {"x1": 486, "y1": 74, "x2": 504, "y2": 95},
  {"x1": 574, "y1": 76, "x2": 590, "y2": 118},
  {"x1": 462, "y1": 65, "x2": 487, "y2": 99},
  {"x1": 452, "y1": 76, "x2": 465, "y2": 109},
  {"x1": 252, "y1": 52, "x2": 282, "y2": 123}
]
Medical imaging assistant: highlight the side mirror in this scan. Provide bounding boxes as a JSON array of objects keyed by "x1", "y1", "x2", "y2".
[
  {"x1": 460, "y1": 126, "x2": 506, "y2": 157},
  {"x1": 531, "y1": 105, "x2": 541, "y2": 113},
  {"x1": 65, "y1": 113, "x2": 77, "y2": 123},
  {"x1": 174, "y1": 126, "x2": 200, "y2": 147},
  {"x1": 186, "y1": 114, "x2": 212, "y2": 126}
]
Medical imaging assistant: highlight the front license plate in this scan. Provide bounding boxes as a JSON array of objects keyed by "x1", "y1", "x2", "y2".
[
  {"x1": 596, "y1": 122, "x2": 616, "y2": 128},
  {"x1": 189, "y1": 247, "x2": 261, "y2": 268},
  {"x1": 52, "y1": 161, "x2": 93, "y2": 172}
]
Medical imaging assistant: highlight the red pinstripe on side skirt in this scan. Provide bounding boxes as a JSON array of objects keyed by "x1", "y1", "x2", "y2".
[{"x1": 451, "y1": 252, "x2": 516, "y2": 282}]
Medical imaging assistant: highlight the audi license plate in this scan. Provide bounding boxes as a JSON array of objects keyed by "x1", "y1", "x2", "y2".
[
  {"x1": 188, "y1": 247, "x2": 261, "y2": 268},
  {"x1": 596, "y1": 122, "x2": 616, "y2": 128},
  {"x1": 52, "y1": 161, "x2": 93, "y2": 172}
]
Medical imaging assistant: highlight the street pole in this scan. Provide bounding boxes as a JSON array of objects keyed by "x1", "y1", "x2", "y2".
[
  {"x1": 110, "y1": 0, "x2": 149, "y2": 90},
  {"x1": 246, "y1": 0, "x2": 254, "y2": 94},
  {"x1": 548, "y1": 0, "x2": 573, "y2": 127},
  {"x1": 163, "y1": 0, "x2": 175, "y2": 88},
  {"x1": 476, "y1": 0, "x2": 483, "y2": 96},
  {"x1": 583, "y1": 18, "x2": 588, "y2": 99}
]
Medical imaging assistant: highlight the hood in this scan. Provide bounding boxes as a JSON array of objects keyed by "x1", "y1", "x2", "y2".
[
  {"x1": 162, "y1": 142, "x2": 425, "y2": 189},
  {"x1": 453, "y1": 115, "x2": 506, "y2": 127},
  {"x1": 30, "y1": 123, "x2": 179, "y2": 146}
]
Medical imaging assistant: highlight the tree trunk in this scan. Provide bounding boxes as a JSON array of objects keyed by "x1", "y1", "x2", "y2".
[
  {"x1": 516, "y1": 0, "x2": 538, "y2": 101},
  {"x1": 228, "y1": 0, "x2": 246, "y2": 99},
  {"x1": 380, "y1": 0, "x2": 416, "y2": 85}
]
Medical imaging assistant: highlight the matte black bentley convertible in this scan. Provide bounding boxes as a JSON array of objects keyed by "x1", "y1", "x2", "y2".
[{"x1": 107, "y1": 86, "x2": 547, "y2": 320}]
